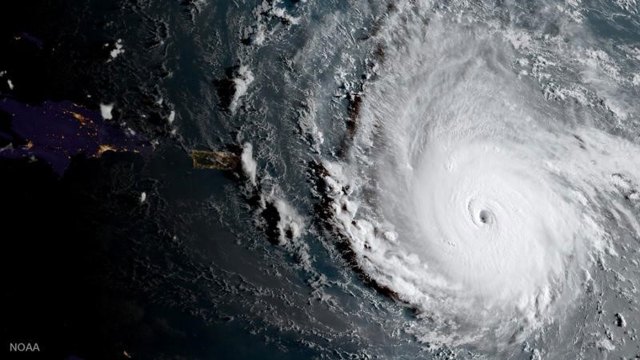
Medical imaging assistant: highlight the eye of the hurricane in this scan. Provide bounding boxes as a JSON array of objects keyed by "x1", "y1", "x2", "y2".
[
  {"x1": 477, "y1": 209, "x2": 492, "y2": 225},
  {"x1": 467, "y1": 200, "x2": 495, "y2": 227}
]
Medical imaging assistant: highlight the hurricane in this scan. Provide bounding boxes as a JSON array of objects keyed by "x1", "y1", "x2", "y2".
[
  {"x1": 242, "y1": 0, "x2": 640, "y2": 356},
  {"x1": 321, "y1": 12, "x2": 635, "y2": 348},
  {"x1": 209, "y1": 0, "x2": 640, "y2": 357}
]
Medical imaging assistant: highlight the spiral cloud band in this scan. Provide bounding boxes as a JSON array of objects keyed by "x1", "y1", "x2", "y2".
[{"x1": 321, "y1": 9, "x2": 640, "y2": 350}]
